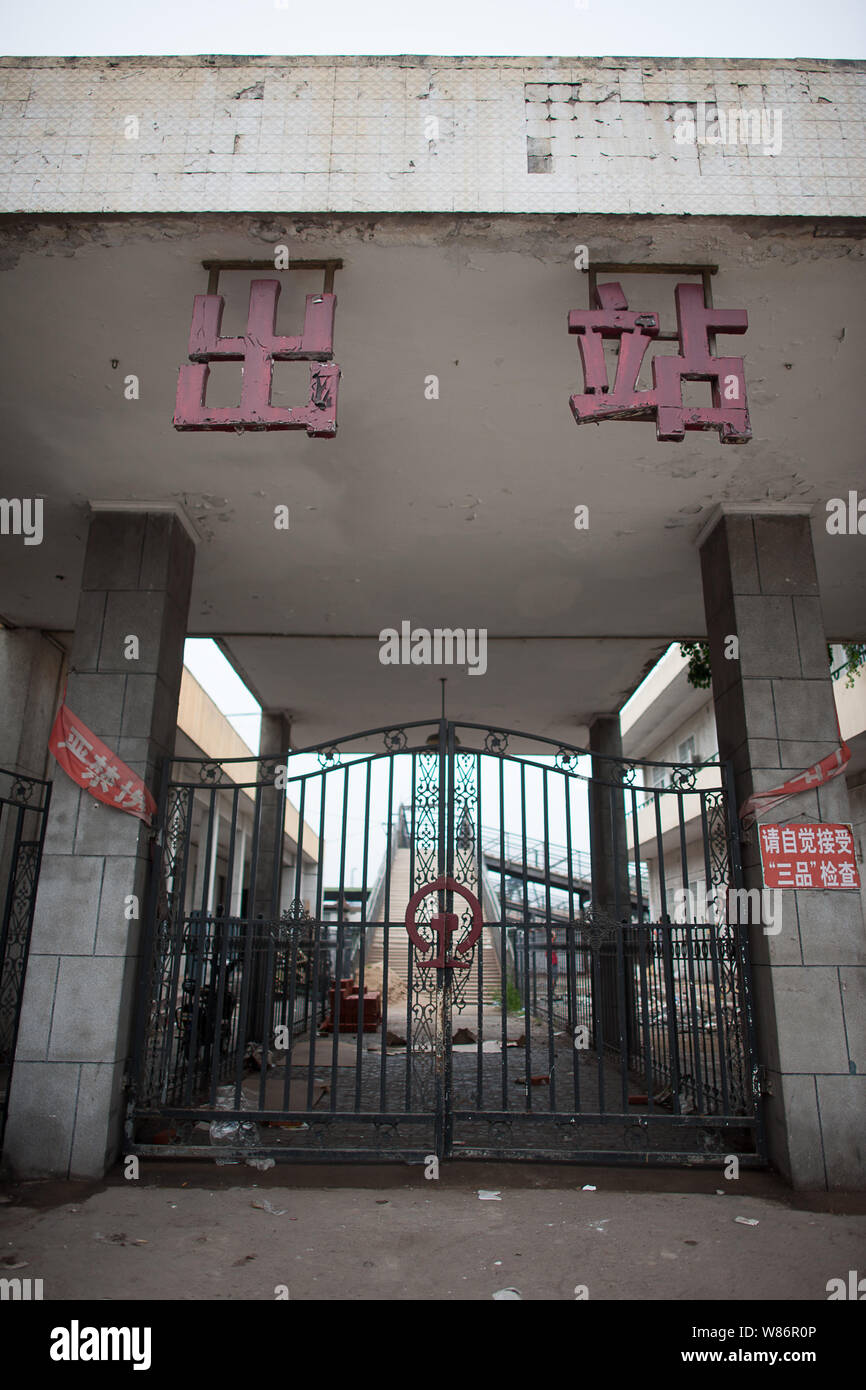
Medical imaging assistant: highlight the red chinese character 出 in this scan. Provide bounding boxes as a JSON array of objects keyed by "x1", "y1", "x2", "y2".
[
  {"x1": 568, "y1": 282, "x2": 750, "y2": 443},
  {"x1": 174, "y1": 279, "x2": 340, "y2": 437}
]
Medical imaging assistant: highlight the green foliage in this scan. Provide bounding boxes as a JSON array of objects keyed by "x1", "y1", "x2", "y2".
[
  {"x1": 680, "y1": 641, "x2": 712, "y2": 690},
  {"x1": 492, "y1": 978, "x2": 524, "y2": 1013},
  {"x1": 829, "y1": 643, "x2": 866, "y2": 689},
  {"x1": 682, "y1": 640, "x2": 866, "y2": 691}
]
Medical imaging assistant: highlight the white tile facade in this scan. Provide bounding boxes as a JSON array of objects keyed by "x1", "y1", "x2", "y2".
[{"x1": 0, "y1": 55, "x2": 863, "y2": 215}]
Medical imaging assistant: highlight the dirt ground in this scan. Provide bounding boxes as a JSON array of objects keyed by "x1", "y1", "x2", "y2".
[{"x1": 2, "y1": 1163, "x2": 865, "y2": 1301}]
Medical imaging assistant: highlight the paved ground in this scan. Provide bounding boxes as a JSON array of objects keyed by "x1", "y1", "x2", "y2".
[{"x1": 2, "y1": 1165, "x2": 864, "y2": 1301}]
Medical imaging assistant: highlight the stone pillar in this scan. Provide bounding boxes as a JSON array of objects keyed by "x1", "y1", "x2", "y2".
[
  {"x1": 252, "y1": 712, "x2": 291, "y2": 921},
  {"x1": 0, "y1": 629, "x2": 66, "y2": 779},
  {"x1": 588, "y1": 715, "x2": 634, "y2": 1054},
  {"x1": 4, "y1": 508, "x2": 195, "y2": 1178},
  {"x1": 206, "y1": 802, "x2": 222, "y2": 915},
  {"x1": 699, "y1": 509, "x2": 866, "y2": 1189}
]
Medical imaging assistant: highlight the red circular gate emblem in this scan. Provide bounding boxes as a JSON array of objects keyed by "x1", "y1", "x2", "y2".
[{"x1": 404, "y1": 876, "x2": 483, "y2": 969}]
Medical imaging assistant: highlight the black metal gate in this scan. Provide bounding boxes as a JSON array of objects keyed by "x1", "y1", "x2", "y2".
[
  {"x1": 128, "y1": 719, "x2": 763, "y2": 1165},
  {"x1": 0, "y1": 768, "x2": 51, "y2": 1151}
]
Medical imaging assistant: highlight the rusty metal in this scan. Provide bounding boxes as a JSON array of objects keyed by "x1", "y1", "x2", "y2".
[{"x1": 201, "y1": 259, "x2": 343, "y2": 297}]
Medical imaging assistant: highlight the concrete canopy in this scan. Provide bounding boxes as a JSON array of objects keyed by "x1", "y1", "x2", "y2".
[{"x1": 1, "y1": 212, "x2": 864, "y2": 747}]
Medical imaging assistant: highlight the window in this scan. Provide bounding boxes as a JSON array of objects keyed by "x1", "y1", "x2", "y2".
[{"x1": 678, "y1": 736, "x2": 697, "y2": 764}]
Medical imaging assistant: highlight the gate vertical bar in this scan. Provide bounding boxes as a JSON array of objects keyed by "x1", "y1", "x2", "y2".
[
  {"x1": 0, "y1": 778, "x2": 51, "y2": 1153},
  {"x1": 724, "y1": 757, "x2": 765, "y2": 1157},
  {"x1": 439, "y1": 718, "x2": 453, "y2": 1158},
  {"x1": 127, "y1": 750, "x2": 172, "y2": 1124}
]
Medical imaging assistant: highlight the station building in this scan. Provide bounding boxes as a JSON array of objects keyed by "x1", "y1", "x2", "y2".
[{"x1": 0, "y1": 53, "x2": 864, "y2": 1187}]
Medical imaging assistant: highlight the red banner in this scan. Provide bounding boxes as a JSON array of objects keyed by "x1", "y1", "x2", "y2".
[
  {"x1": 759, "y1": 822, "x2": 860, "y2": 890},
  {"x1": 739, "y1": 736, "x2": 851, "y2": 830},
  {"x1": 49, "y1": 704, "x2": 156, "y2": 824}
]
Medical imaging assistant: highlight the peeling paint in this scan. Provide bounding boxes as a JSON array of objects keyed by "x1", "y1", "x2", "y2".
[{"x1": 0, "y1": 212, "x2": 863, "y2": 279}]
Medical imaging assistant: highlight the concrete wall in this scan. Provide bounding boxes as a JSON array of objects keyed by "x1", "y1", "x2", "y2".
[
  {"x1": 643, "y1": 701, "x2": 719, "y2": 775},
  {"x1": 1, "y1": 55, "x2": 863, "y2": 216}
]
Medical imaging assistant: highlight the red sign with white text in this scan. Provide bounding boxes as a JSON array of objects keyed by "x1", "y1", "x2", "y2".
[
  {"x1": 49, "y1": 704, "x2": 157, "y2": 824},
  {"x1": 759, "y1": 823, "x2": 860, "y2": 890}
]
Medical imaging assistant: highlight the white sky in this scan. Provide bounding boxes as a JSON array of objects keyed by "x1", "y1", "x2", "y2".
[
  {"x1": 184, "y1": 638, "x2": 261, "y2": 749},
  {"x1": 3, "y1": 0, "x2": 864, "y2": 59}
]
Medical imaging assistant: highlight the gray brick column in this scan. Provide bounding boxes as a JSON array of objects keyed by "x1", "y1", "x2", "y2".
[
  {"x1": 699, "y1": 509, "x2": 866, "y2": 1189},
  {"x1": 588, "y1": 715, "x2": 634, "y2": 1054},
  {"x1": 252, "y1": 712, "x2": 292, "y2": 921},
  {"x1": 0, "y1": 629, "x2": 66, "y2": 779},
  {"x1": 4, "y1": 508, "x2": 195, "y2": 1178}
]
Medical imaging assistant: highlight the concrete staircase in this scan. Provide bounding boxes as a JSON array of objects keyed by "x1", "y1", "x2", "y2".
[{"x1": 364, "y1": 848, "x2": 502, "y2": 1005}]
